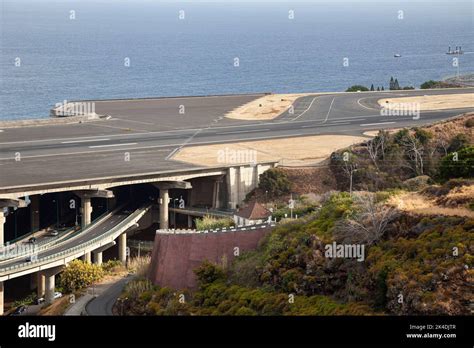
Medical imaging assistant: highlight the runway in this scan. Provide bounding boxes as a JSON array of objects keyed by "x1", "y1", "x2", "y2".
[{"x1": 0, "y1": 88, "x2": 472, "y2": 191}]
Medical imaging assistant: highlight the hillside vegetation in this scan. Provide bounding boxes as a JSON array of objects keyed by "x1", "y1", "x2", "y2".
[{"x1": 121, "y1": 115, "x2": 473, "y2": 316}]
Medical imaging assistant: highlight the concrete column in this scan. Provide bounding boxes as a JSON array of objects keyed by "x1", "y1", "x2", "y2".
[
  {"x1": 30, "y1": 273, "x2": 38, "y2": 290},
  {"x1": 187, "y1": 215, "x2": 193, "y2": 229},
  {"x1": 212, "y1": 180, "x2": 221, "y2": 209},
  {"x1": 0, "y1": 211, "x2": 5, "y2": 246},
  {"x1": 159, "y1": 189, "x2": 169, "y2": 229},
  {"x1": 118, "y1": 233, "x2": 127, "y2": 264},
  {"x1": 30, "y1": 195, "x2": 40, "y2": 233},
  {"x1": 83, "y1": 251, "x2": 91, "y2": 263},
  {"x1": 226, "y1": 167, "x2": 240, "y2": 209},
  {"x1": 94, "y1": 251, "x2": 103, "y2": 265},
  {"x1": 37, "y1": 273, "x2": 45, "y2": 298},
  {"x1": 81, "y1": 197, "x2": 93, "y2": 228},
  {"x1": 0, "y1": 281, "x2": 4, "y2": 316},
  {"x1": 45, "y1": 274, "x2": 55, "y2": 304}
]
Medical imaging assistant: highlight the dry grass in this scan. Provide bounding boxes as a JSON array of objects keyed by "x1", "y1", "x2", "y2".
[
  {"x1": 388, "y1": 190, "x2": 474, "y2": 218},
  {"x1": 127, "y1": 255, "x2": 151, "y2": 278},
  {"x1": 172, "y1": 135, "x2": 369, "y2": 166},
  {"x1": 225, "y1": 93, "x2": 309, "y2": 120},
  {"x1": 378, "y1": 93, "x2": 474, "y2": 111}
]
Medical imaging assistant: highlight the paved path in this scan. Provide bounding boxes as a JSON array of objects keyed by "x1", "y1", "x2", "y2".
[{"x1": 85, "y1": 275, "x2": 132, "y2": 316}]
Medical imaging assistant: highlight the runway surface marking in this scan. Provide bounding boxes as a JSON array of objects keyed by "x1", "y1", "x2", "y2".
[
  {"x1": 291, "y1": 96, "x2": 319, "y2": 121},
  {"x1": 61, "y1": 138, "x2": 111, "y2": 144},
  {"x1": 89, "y1": 143, "x2": 138, "y2": 148},
  {"x1": 322, "y1": 97, "x2": 336, "y2": 124},
  {"x1": 360, "y1": 121, "x2": 396, "y2": 127},
  {"x1": 217, "y1": 129, "x2": 271, "y2": 135}
]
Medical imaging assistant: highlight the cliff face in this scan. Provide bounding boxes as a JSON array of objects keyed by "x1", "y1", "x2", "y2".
[{"x1": 149, "y1": 227, "x2": 272, "y2": 290}]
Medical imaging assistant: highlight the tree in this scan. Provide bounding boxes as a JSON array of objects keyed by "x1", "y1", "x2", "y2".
[
  {"x1": 389, "y1": 77, "x2": 394, "y2": 90},
  {"x1": 258, "y1": 168, "x2": 292, "y2": 196},
  {"x1": 381, "y1": 86, "x2": 384, "y2": 91},
  {"x1": 394, "y1": 79, "x2": 400, "y2": 90},
  {"x1": 420, "y1": 80, "x2": 439, "y2": 89},
  {"x1": 377, "y1": 87, "x2": 380, "y2": 91},
  {"x1": 366, "y1": 130, "x2": 390, "y2": 168},
  {"x1": 448, "y1": 134, "x2": 469, "y2": 153},
  {"x1": 370, "y1": 84, "x2": 375, "y2": 91},
  {"x1": 438, "y1": 146, "x2": 474, "y2": 181},
  {"x1": 334, "y1": 194, "x2": 398, "y2": 245},
  {"x1": 346, "y1": 85, "x2": 369, "y2": 92}
]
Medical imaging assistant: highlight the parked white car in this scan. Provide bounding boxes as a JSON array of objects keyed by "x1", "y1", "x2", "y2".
[{"x1": 54, "y1": 292, "x2": 62, "y2": 299}]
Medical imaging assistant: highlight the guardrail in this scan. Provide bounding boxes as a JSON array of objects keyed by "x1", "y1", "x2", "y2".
[
  {"x1": 156, "y1": 222, "x2": 276, "y2": 235},
  {"x1": 0, "y1": 205, "x2": 151, "y2": 275},
  {"x1": 0, "y1": 210, "x2": 112, "y2": 262}
]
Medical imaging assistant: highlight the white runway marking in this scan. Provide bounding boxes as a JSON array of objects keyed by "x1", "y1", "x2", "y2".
[
  {"x1": 292, "y1": 96, "x2": 319, "y2": 121},
  {"x1": 360, "y1": 122, "x2": 396, "y2": 127},
  {"x1": 89, "y1": 143, "x2": 137, "y2": 148},
  {"x1": 217, "y1": 129, "x2": 270, "y2": 135},
  {"x1": 323, "y1": 97, "x2": 336, "y2": 123},
  {"x1": 61, "y1": 138, "x2": 110, "y2": 144}
]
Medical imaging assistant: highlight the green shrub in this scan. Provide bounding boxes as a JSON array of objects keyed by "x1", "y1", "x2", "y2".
[
  {"x1": 465, "y1": 118, "x2": 474, "y2": 128},
  {"x1": 346, "y1": 85, "x2": 369, "y2": 92},
  {"x1": 438, "y1": 146, "x2": 474, "y2": 181},
  {"x1": 195, "y1": 215, "x2": 234, "y2": 231},
  {"x1": 258, "y1": 168, "x2": 292, "y2": 197},
  {"x1": 59, "y1": 260, "x2": 104, "y2": 293}
]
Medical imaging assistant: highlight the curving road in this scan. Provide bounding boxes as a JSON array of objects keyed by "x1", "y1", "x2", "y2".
[{"x1": 0, "y1": 89, "x2": 472, "y2": 191}]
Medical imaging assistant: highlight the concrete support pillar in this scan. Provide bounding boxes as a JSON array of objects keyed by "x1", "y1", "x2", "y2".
[
  {"x1": 187, "y1": 215, "x2": 193, "y2": 229},
  {"x1": 83, "y1": 251, "x2": 91, "y2": 263},
  {"x1": 45, "y1": 274, "x2": 55, "y2": 305},
  {"x1": 108, "y1": 196, "x2": 117, "y2": 211},
  {"x1": 118, "y1": 233, "x2": 127, "y2": 264},
  {"x1": 37, "y1": 273, "x2": 45, "y2": 298},
  {"x1": 30, "y1": 195, "x2": 40, "y2": 233},
  {"x1": 0, "y1": 211, "x2": 5, "y2": 246},
  {"x1": 226, "y1": 167, "x2": 240, "y2": 210},
  {"x1": 159, "y1": 189, "x2": 169, "y2": 230},
  {"x1": 81, "y1": 197, "x2": 93, "y2": 228},
  {"x1": 0, "y1": 281, "x2": 4, "y2": 316},
  {"x1": 94, "y1": 251, "x2": 103, "y2": 265},
  {"x1": 212, "y1": 180, "x2": 221, "y2": 209},
  {"x1": 30, "y1": 273, "x2": 38, "y2": 290}
]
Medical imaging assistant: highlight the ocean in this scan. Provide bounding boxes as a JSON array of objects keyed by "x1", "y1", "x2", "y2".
[{"x1": 0, "y1": 0, "x2": 473, "y2": 120}]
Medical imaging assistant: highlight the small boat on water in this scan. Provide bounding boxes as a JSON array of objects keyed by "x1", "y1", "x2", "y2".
[
  {"x1": 446, "y1": 46, "x2": 463, "y2": 55},
  {"x1": 394, "y1": 54, "x2": 401, "y2": 58}
]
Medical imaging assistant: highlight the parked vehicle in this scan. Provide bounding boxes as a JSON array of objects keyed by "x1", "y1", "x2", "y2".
[
  {"x1": 11, "y1": 305, "x2": 27, "y2": 315},
  {"x1": 35, "y1": 297, "x2": 45, "y2": 305},
  {"x1": 28, "y1": 237, "x2": 37, "y2": 244},
  {"x1": 54, "y1": 292, "x2": 62, "y2": 299},
  {"x1": 49, "y1": 230, "x2": 59, "y2": 236}
]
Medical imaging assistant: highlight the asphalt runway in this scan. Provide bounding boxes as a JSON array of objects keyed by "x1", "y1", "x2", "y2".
[{"x1": 0, "y1": 89, "x2": 472, "y2": 191}]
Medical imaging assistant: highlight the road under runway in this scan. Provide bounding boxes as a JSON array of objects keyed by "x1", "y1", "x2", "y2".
[{"x1": 0, "y1": 89, "x2": 472, "y2": 191}]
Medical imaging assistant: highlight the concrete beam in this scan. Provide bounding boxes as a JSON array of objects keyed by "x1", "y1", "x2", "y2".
[
  {"x1": 74, "y1": 189, "x2": 114, "y2": 199},
  {"x1": 153, "y1": 181, "x2": 192, "y2": 190},
  {"x1": 0, "y1": 199, "x2": 27, "y2": 209}
]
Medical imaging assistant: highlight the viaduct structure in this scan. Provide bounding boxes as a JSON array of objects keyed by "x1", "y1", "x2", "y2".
[{"x1": 0, "y1": 162, "x2": 276, "y2": 314}]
